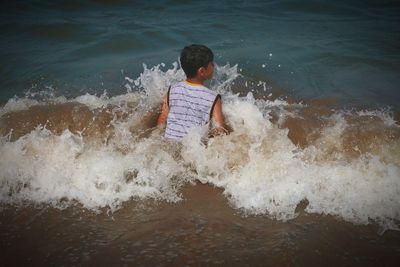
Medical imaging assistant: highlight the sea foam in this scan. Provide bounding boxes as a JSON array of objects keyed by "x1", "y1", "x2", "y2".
[{"x1": 0, "y1": 63, "x2": 399, "y2": 231}]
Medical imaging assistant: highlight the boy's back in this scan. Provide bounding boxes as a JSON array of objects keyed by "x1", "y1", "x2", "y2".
[{"x1": 165, "y1": 81, "x2": 218, "y2": 140}]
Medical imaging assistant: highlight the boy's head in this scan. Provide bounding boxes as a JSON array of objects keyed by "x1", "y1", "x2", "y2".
[{"x1": 180, "y1": 44, "x2": 214, "y2": 79}]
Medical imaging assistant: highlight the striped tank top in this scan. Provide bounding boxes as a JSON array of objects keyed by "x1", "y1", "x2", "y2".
[{"x1": 165, "y1": 81, "x2": 219, "y2": 140}]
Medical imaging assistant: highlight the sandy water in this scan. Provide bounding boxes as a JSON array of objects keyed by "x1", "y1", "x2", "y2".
[
  {"x1": 1, "y1": 184, "x2": 400, "y2": 266},
  {"x1": 1, "y1": 64, "x2": 400, "y2": 265}
]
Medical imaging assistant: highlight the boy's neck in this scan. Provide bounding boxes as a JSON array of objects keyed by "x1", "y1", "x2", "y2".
[{"x1": 186, "y1": 77, "x2": 205, "y2": 86}]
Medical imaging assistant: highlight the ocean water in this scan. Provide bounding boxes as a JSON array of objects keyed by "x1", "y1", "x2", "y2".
[
  {"x1": 0, "y1": 0, "x2": 400, "y2": 234},
  {"x1": 1, "y1": 0, "x2": 399, "y2": 108}
]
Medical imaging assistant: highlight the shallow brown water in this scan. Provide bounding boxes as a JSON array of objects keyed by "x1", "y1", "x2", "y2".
[
  {"x1": 1, "y1": 99, "x2": 399, "y2": 159},
  {"x1": 1, "y1": 94, "x2": 400, "y2": 266},
  {"x1": 1, "y1": 184, "x2": 399, "y2": 267}
]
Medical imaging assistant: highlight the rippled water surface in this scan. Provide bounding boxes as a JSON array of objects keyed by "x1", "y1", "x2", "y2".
[{"x1": 1, "y1": 0, "x2": 399, "y2": 108}]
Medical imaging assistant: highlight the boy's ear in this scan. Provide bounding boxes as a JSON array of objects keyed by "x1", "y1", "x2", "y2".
[{"x1": 198, "y1": 66, "x2": 206, "y2": 76}]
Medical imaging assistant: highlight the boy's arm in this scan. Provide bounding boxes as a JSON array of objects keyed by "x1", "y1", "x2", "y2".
[
  {"x1": 157, "y1": 94, "x2": 169, "y2": 126},
  {"x1": 210, "y1": 95, "x2": 227, "y2": 136}
]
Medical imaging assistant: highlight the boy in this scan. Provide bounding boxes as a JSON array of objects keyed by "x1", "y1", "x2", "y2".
[{"x1": 157, "y1": 44, "x2": 227, "y2": 140}]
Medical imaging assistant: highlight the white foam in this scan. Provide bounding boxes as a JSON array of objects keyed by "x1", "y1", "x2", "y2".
[
  {"x1": 0, "y1": 63, "x2": 399, "y2": 231},
  {"x1": 356, "y1": 109, "x2": 398, "y2": 127},
  {"x1": 181, "y1": 100, "x2": 400, "y2": 230},
  {"x1": 0, "y1": 127, "x2": 187, "y2": 211},
  {"x1": 0, "y1": 96, "x2": 67, "y2": 117},
  {"x1": 128, "y1": 62, "x2": 185, "y2": 105}
]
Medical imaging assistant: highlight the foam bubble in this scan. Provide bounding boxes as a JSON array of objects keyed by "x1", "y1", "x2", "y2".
[
  {"x1": 356, "y1": 109, "x2": 398, "y2": 127},
  {"x1": 0, "y1": 96, "x2": 63, "y2": 117}
]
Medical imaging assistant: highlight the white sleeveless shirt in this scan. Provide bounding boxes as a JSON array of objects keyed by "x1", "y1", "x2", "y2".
[{"x1": 165, "y1": 81, "x2": 219, "y2": 140}]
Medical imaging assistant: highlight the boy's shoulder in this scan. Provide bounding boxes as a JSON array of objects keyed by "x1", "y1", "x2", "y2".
[
  {"x1": 171, "y1": 81, "x2": 217, "y2": 97},
  {"x1": 171, "y1": 81, "x2": 185, "y2": 89}
]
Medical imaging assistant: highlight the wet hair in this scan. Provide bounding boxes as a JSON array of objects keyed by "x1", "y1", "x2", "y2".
[{"x1": 180, "y1": 44, "x2": 214, "y2": 78}]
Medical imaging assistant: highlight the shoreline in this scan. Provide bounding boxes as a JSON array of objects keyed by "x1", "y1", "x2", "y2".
[{"x1": 1, "y1": 183, "x2": 399, "y2": 266}]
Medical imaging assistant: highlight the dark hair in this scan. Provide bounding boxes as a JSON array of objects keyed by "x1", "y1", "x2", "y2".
[{"x1": 180, "y1": 44, "x2": 214, "y2": 78}]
